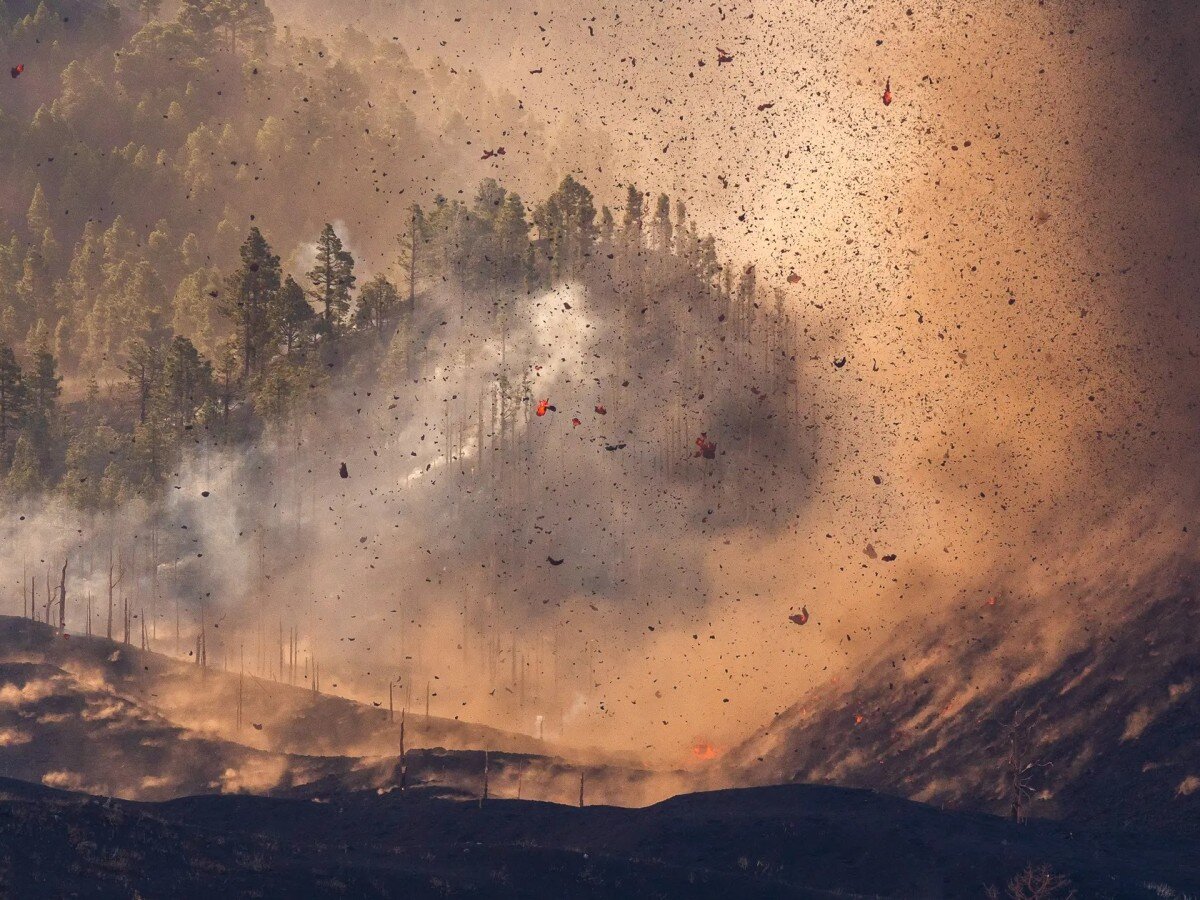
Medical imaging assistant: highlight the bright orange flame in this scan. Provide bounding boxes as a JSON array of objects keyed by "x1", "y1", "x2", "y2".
[{"x1": 691, "y1": 742, "x2": 718, "y2": 761}]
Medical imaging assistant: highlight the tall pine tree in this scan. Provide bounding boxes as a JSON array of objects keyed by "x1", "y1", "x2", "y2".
[
  {"x1": 222, "y1": 227, "x2": 281, "y2": 378},
  {"x1": 307, "y1": 224, "x2": 355, "y2": 338},
  {"x1": 269, "y1": 274, "x2": 314, "y2": 355}
]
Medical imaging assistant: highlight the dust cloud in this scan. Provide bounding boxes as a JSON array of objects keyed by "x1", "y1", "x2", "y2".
[{"x1": 2, "y1": 0, "x2": 1197, "y2": 776}]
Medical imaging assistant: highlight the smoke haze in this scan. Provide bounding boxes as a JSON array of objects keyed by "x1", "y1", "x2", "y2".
[{"x1": 1, "y1": 0, "x2": 1198, "y2": 779}]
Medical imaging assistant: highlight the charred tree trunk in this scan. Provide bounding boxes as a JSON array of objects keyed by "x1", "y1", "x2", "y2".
[
  {"x1": 480, "y1": 748, "x2": 489, "y2": 807},
  {"x1": 398, "y1": 708, "x2": 407, "y2": 794},
  {"x1": 106, "y1": 548, "x2": 123, "y2": 641},
  {"x1": 58, "y1": 559, "x2": 67, "y2": 631}
]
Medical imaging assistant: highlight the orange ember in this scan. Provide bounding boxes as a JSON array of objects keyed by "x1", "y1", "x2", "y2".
[
  {"x1": 694, "y1": 433, "x2": 717, "y2": 459},
  {"x1": 882, "y1": 77, "x2": 892, "y2": 106},
  {"x1": 691, "y1": 742, "x2": 718, "y2": 761},
  {"x1": 536, "y1": 399, "x2": 550, "y2": 417}
]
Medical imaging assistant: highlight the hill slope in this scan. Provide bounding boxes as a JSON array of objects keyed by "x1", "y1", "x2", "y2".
[
  {"x1": 0, "y1": 616, "x2": 680, "y2": 804},
  {"x1": 729, "y1": 583, "x2": 1200, "y2": 834}
]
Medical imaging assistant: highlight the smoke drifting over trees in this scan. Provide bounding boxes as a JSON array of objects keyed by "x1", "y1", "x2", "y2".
[
  {"x1": 0, "y1": 0, "x2": 820, "y2": 757},
  {"x1": 2, "y1": 0, "x2": 1199, "y2": 796}
]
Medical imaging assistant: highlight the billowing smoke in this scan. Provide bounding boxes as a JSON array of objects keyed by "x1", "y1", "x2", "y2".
[
  {"x1": 0, "y1": 240, "x2": 812, "y2": 762},
  {"x1": 2, "y1": 0, "x2": 1198, "y2": 785}
]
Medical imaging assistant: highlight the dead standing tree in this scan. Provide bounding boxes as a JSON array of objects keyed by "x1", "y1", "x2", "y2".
[
  {"x1": 57, "y1": 559, "x2": 67, "y2": 632},
  {"x1": 106, "y1": 548, "x2": 123, "y2": 640},
  {"x1": 1002, "y1": 715, "x2": 1050, "y2": 824},
  {"x1": 480, "y1": 748, "x2": 489, "y2": 807},
  {"x1": 398, "y1": 708, "x2": 407, "y2": 794}
]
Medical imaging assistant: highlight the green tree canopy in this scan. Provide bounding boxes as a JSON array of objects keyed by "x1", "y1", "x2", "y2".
[
  {"x1": 222, "y1": 227, "x2": 281, "y2": 378},
  {"x1": 307, "y1": 223, "x2": 355, "y2": 338}
]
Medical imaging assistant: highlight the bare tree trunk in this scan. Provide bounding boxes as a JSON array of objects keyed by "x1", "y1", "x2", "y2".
[
  {"x1": 237, "y1": 644, "x2": 244, "y2": 731},
  {"x1": 58, "y1": 559, "x2": 67, "y2": 631},
  {"x1": 408, "y1": 206, "x2": 418, "y2": 306},
  {"x1": 480, "y1": 749, "x2": 489, "y2": 807},
  {"x1": 106, "y1": 547, "x2": 123, "y2": 641},
  {"x1": 399, "y1": 708, "x2": 407, "y2": 794}
]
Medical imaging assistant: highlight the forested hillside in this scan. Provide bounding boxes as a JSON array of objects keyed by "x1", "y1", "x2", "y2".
[{"x1": 0, "y1": 0, "x2": 791, "y2": 513}]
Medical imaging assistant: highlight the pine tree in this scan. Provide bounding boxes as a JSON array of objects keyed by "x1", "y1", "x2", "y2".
[
  {"x1": 27, "y1": 346, "x2": 62, "y2": 423},
  {"x1": 0, "y1": 347, "x2": 26, "y2": 464},
  {"x1": 121, "y1": 339, "x2": 161, "y2": 424},
  {"x1": 622, "y1": 184, "x2": 644, "y2": 241},
  {"x1": 158, "y1": 335, "x2": 213, "y2": 435},
  {"x1": 269, "y1": 274, "x2": 314, "y2": 355},
  {"x1": 652, "y1": 193, "x2": 672, "y2": 252},
  {"x1": 308, "y1": 224, "x2": 356, "y2": 337},
  {"x1": 599, "y1": 206, "x2": 615, "y2": 244},
  {"x1": 532, "y1": 176, "x2": 595, "y2": 281},
  {"x1": 223, "y1": 227, "x2": 281, "y2": 378},
  {"x1": 17, "y1": 249, "x2": 52, "y2": 329},
  {"x1": 26, "y1": 184, "x2": 51, "y2": 239},
  {"x1": 5, "y1": 433, "x2": 41, "y2": 495},
  {"x1": 180, "y1": 0, "x2": 275, "y2": 54},
  {"x1": 137, "y1": 0, "x2": 163, "y2": 23},
  {"x1": 494, "y1": 193, "x2": 531, "y2": 287},
  {"x1": 397, "y1": 205, "x2": 427, "y2": 306},
  {"x1": 354, "y1": 274, "x2": 400, "y2": 335}
]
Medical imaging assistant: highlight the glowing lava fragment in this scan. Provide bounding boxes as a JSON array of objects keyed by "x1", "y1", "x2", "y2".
[
  {"x1": 10, "y1": 64, "x2": 23, "y2": 79},
  {"x1": 535, "y1": 399, "x2": 553, "y2": 417},
  {"x1": 789, "y1": 606, "x2": 810, "y2": 626},
  {"x1": 694, "y1": 433, "x2": 717, "y2": 459},
  {"x1": 882, "y1": 77, "x2": 892, "y2": 106},
  {"x1": 572, "y1": 417, "x2": 581, "y2": 427}
]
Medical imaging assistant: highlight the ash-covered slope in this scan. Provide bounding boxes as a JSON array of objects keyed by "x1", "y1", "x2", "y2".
[
  {"x1": 0, "y1": 615, "x2": 547, "y2": 759},
  {"x1": 729, "y1": 581, "x2": 1200, "y2": 834},
  {"x1": 0, "y1": 616, "x2": 675, "y2": 804},
  {"x1": 0, "y1": 659, "x2": 363, "y2": 799}
]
